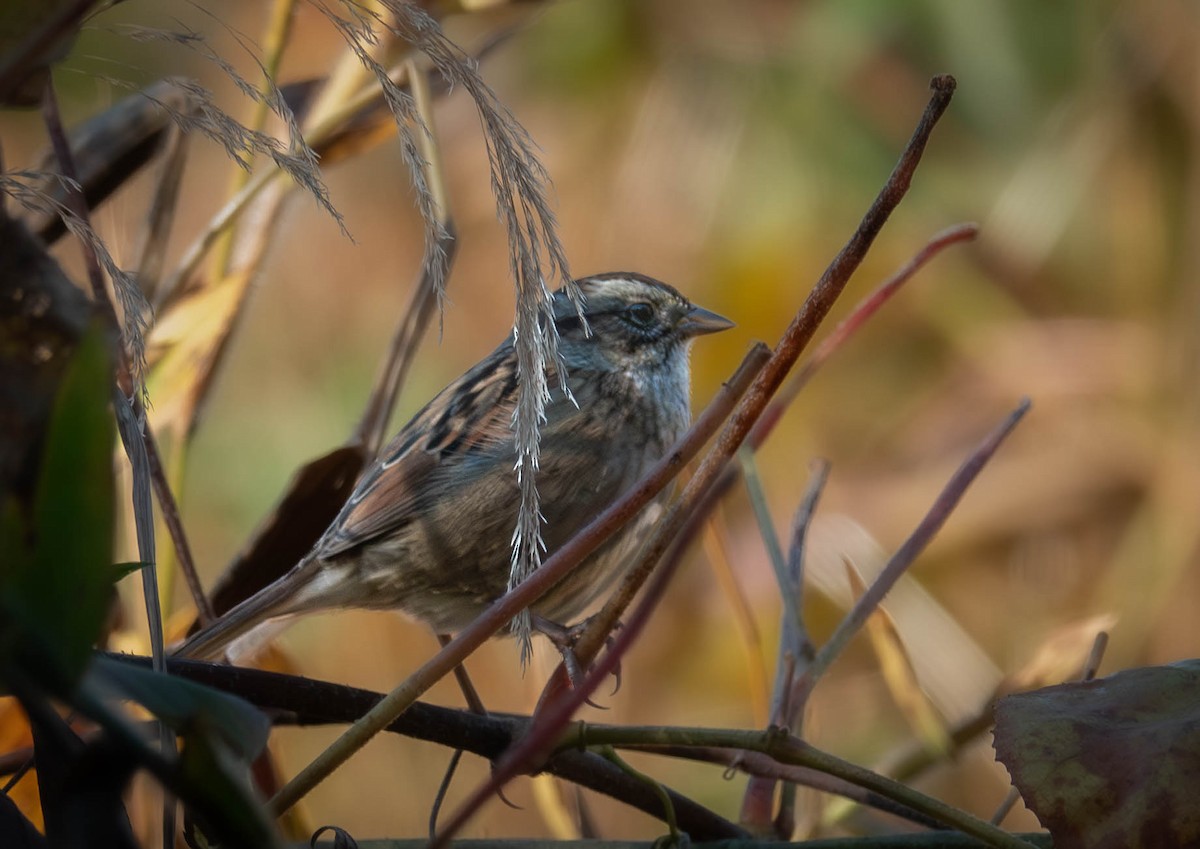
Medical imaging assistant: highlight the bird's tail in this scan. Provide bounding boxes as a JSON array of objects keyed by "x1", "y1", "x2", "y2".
[{"x1": 171, "y1": 564, "x2": 314, "y2": 661}]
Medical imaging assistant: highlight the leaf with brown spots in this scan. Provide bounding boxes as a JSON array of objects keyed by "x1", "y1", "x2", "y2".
[{"x1": 994, "y1": 660, "x2": 1200, "y2": 849}]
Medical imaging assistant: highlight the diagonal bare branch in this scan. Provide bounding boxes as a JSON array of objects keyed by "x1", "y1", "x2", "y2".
[
  {"x1": 431, "y1": 75, "x2": 963, "y2": 846},
  {"x1": 264, "y1": 342, "x2": 770, "y2": 819}
]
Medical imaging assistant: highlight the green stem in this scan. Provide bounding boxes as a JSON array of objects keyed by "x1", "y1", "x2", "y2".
[
  {"x1": 599, "y1": 746, "x2": 680, "y2": 844},
  {"x1": 571, "y1": 725, "x2": 1037, "y2": 849}
]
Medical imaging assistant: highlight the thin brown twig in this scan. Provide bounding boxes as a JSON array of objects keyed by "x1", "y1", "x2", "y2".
[
  {"x1": 40, "y1": 76, "x2": 214, "y2": 629},
  {"x1": 570, "y1": 77, "x2": 962, "y2": 674},
  {"x1": 793, "y1": 399, "x2": 1030, "y2": 709},
  {"x1": 773, "y1": 462, "x2": 830, "y2": 836},
  {"x1": 41, "y1": 82, "x2": 107, "y2": 312},
  {"x1": 1081, "y1": 631, "x2": 1108, "y2": 681},
  {"x1": 41, "y1": 75, "x2": 177, "y2": 849},
  {"x1": 92, "y1": 653, "x2": 746, "y2": 840},
  {"x1": 354, "y1": 222, "x2": 457, "y2": 456},
  {"x1": 739, "y1": 449, "x2": 801, "y2": 636},
  {"x1": 741, "y1": 459, "x2": 829, "y2": 837},
  {"x1": 143, "y1": 421, "x2": 215, "y2": 625},
  {"x1": 549, "y1": 93, "x2": 974, "y2": 719},
  {"x1": 645, "y1": 222, "x2": 982, "y2": 608},
  {"x1": 759, "y1": 221, "x2": 979, "y2": 433},
  {"x1": 433, "y1": 434, "x2": 770, "y2": 846},
  {"x1": 265, "y1": 342, "x2": 770, "y2": 817},
  {"x1": 40, "y1": 81, "x2": 167, "y2": 656},
  {"x1": 431, "y1": 75, "x2": 962, "y2": 846},
  {"x1": 697, "y1": 221, "x2": 977, "y2": 737},
  {"x1": 447, "y1": 423, "x2": 823, "y2": 843},
  {"x1": 354, "y1": 56, "x2": 454, "y2": 459},
  {"x1": 777, "y1": 459, "x2": 828, "y2": 713},
  {"x1": 428, "y1": 630, "x2": 509, "y2": 836}
]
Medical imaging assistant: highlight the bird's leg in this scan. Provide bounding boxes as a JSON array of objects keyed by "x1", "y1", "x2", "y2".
[
  {"x1": 436, "y1": 632, "x2": 488, "y2": 715},
  {"x1": 530, "y1": 615, "x2": 586, "y2": 686},
  {"x1": 531, "y1": 615, "x2": 623, "y2": 698}
]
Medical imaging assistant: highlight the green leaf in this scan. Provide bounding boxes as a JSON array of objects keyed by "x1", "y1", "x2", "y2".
[
  {"x1": 32, "y1": 322, "x2": 115, "y2": 684},
  {"x1": 4, "y1": 320, "x2": 114, "y2": 691},
  {"x1": 71, "y1": 666, "x2": 280, "y2": 849},
  {"x1": 0, "y1": 0, "x2": 94, "y2": 106},
  {"x1": 179, "y1": 730, "x2": 279, "y2": 849},
  {"x1": 111, "y1": 561, "x2": 149, "y2": 581},
  {"x1": 89, "y1": 656, "x2": 270, "y2": 761}
]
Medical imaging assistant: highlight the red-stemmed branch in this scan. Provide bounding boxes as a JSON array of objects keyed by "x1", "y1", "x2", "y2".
[{"x1": 431, "y1": 74, "x2": 961, "y2": 846}]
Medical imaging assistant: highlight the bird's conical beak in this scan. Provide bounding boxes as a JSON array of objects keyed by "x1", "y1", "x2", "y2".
[{"x1": 679, "y1": 305, "x2": 734, "y2": 337}]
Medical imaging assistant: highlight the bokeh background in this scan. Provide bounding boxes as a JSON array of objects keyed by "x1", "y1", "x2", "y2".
[{"x1": 4, "y1": 0, "x2": 1198, "y2": 841}]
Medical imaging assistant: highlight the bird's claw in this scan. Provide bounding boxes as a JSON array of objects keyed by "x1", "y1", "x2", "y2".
[{"x1": 531, "y1": 614, "x2": 622, "y2": 702}]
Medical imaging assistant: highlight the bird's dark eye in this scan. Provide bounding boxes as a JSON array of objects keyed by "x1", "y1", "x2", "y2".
[{"x1": 625, "y1": 302, "x2": 655, "y2": 327}]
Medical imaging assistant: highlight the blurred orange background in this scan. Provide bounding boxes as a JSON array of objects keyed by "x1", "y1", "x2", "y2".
[{"x1": 4, "y1": 0, "x2": 1198, "y2": 841}]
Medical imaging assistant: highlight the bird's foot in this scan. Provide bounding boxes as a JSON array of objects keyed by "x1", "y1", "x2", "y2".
[{"x1": 531, "y1": 614, "x2": 623, "y2": 701}]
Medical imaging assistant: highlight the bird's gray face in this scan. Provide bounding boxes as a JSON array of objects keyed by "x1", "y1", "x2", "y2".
[{"x1": 551, "y1": 273, "x2": 733, "y2": 374}]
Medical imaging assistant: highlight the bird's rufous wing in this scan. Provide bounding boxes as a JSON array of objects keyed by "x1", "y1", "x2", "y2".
[{"x1": 314, "y1": 344, "x2": 520, "y2": 559}]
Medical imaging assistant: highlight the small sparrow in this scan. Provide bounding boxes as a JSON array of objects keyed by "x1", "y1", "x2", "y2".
[{"x1": 175, "y1": 273, "x2": 732, "y2": 660}]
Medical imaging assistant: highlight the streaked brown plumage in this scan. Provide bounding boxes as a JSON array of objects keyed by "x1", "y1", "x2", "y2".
[{"x1": 175, "y1": 273, "x2": 731, "y2": 660}]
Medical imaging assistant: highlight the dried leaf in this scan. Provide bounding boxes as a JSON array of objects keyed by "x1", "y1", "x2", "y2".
[
  {"x1": 994, "y1": 660, "x2": 1200, "y2": 849},
  {"x1": 845, "y1": 563, "x2": 951, "y2": 755},
  {"x1": 205, "y1": 446, "x2": 365, "y2": 621},
  {"x1": 1000, "y1": 614, "x2": 1117, "y2": 695},
  {"x1": 0, "y1": 698, "x2": 40, "y2": 831}
]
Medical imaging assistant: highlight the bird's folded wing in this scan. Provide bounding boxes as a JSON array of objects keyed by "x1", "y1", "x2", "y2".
[{"x1": 315, "y1": 346, "x2": 520, "y2": 559}]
